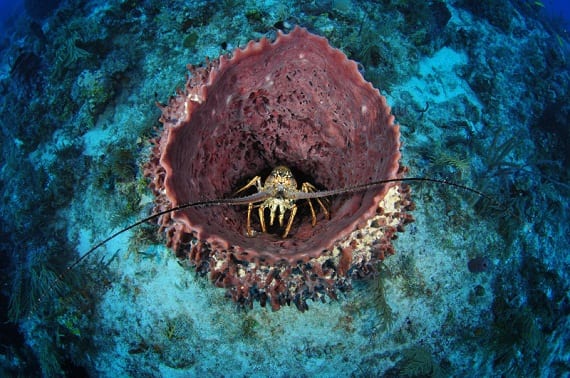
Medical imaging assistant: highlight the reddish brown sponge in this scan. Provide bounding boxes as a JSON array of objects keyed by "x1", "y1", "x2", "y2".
[{"x1": 144, "y1": 26, "x2": 414, "y2": 311}]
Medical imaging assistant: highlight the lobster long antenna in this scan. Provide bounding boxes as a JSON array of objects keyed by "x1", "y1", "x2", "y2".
[
  {"x1": 71, "y1": 176, "x2": 493, "y2": 272},
  {"x1": 65, "y1": 191, "x2": 271, "y2": 273},
  {"x1": 32, "y1": 193, "x2": 271, "y2": 316},
  {"x1": 292, "y1": 177, "x2": 491, "y2": 201},
  {"x1": 34, "y1": 176, "x2": 497, "y2": 316}
]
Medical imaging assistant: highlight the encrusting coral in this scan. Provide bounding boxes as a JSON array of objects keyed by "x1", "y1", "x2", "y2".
[{"x1": 144, "y1": 27, "x2": 414, "y2": 311}]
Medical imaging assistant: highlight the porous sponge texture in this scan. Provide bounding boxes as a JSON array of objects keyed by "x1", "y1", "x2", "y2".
[{"x1": 157, "y1": 27, "x2": 401, "y2": 261}]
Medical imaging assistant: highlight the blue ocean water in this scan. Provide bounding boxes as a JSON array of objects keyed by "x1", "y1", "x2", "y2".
[
  {"x1": 0, "y1": 0, "x2": 23, "y2": 38},
  {"x1": 0, "y1": 0, "x2": 569, "y2": 377},
  {"x1": 545, "y1": 0, "x2": 570, "y2": 24},
  {"x1": 0, "y1": 0, "x2": 22, "y2": 21}
]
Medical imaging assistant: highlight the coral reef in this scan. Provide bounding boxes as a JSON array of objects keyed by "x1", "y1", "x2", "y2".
[
  {"x1": 24, "y1": 0, "x2": 61, "y2": 20},
  {"x1": 144, "y1": 27, "x2": 414, "y2": 310},
  {"x1": 467, "y1": 256, "x2": 491, "y2": 273},
  {"x1": 457, "y1": 0, "x2": 516, "y2": 33}
]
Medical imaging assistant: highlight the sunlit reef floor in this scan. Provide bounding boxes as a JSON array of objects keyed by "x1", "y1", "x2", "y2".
[{"x1": 1, "y1": 0, "x2": 569, "y2": 377}]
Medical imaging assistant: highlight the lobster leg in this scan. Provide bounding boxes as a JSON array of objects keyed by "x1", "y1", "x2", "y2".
[{"x1": 283, "y1": 203, "x2": 298, "y2": 238}]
